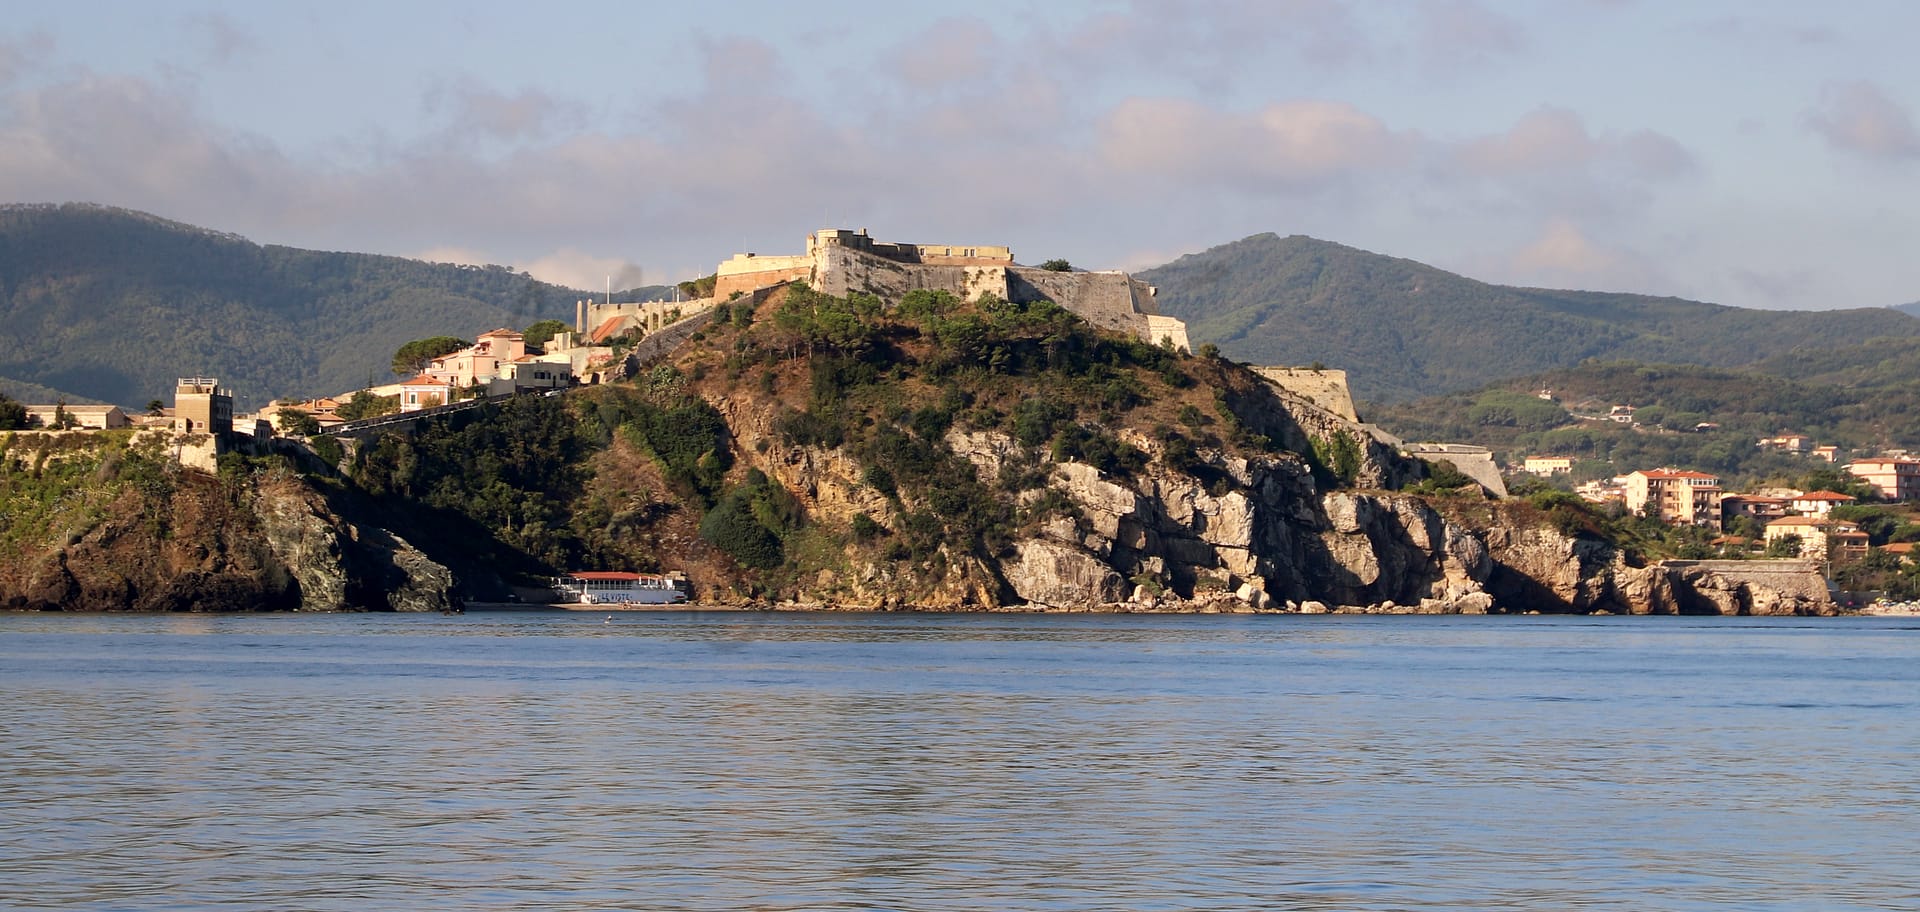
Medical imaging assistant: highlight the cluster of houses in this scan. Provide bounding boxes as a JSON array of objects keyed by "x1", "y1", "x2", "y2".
[
  {"x1": 257, "y1": 325, "x2": 618, "y2": 432},
  {"x1": 1525, "y1": 456, "x2": 1920, "y2": 561}
]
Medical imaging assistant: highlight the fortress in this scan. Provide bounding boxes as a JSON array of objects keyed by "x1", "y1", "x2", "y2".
[
  {"x1": 709, "y1": 229, "x2": 1190, "y2": 351},
  {"x1": 577, "y1": 229, "x2": 1189, "y2": 351}
]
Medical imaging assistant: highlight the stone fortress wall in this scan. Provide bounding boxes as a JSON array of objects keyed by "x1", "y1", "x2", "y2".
[
  {"x1": 578, "y1": 298, "x2": 712, "y2": 338},
  {"x1": 713, "y1": 228, "x2": 1190, "y2": 351},
  {"x1": 1250, "y1": 368, "x2": 1358, "y2": 422}
]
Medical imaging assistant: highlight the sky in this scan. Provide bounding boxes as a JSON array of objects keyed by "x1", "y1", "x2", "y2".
[{"x1": 3, "y1": 0, "x2": 1917, "y2": 310}]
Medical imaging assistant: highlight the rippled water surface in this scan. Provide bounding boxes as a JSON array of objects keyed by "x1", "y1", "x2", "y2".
[{"x1": 4, "y1": 612, "x2": 1919, "y2": 911}]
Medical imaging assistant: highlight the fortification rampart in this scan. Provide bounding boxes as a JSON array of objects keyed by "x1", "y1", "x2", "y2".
[
  {"x1": 1252, "y1": 368, "x2": 1358, "y2": 422},
  {"x1": 580, "y1": 298, "x2": 711, "y2": 337},
  {"x1": 711, "y1": 228, "x2": 1188, "y2": 349},
  {"x1": 1660, "y1": 560, "x2": 1832, "y2": 603}
]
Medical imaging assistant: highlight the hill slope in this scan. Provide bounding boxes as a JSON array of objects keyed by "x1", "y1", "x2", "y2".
[
  {"x1": 0, "y1": 204, "x2": 667, "y2": 406},
  {"x1": 1141, "y1": 234, "x2": 1920, "y2": 402}
]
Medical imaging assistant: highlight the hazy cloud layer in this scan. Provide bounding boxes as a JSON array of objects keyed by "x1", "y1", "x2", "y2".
[
  {"x1": 0, "y1": 3, "x2": 1914, "y2": 310},
  {"x1": 1805, "y1": 80, "x2": 1920, "y2": 162}
]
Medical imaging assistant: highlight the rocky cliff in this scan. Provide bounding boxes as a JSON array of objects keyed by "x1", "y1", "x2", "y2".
[
  {"x1": 578, "y1": 283, "x2": 1835, "y2": 616},
  {"x1": 0, "y1": 431, "x2": 453, "y2": 611}
]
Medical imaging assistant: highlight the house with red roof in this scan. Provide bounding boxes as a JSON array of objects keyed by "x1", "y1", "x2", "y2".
[
  {"x1": 398, "y1": 373, "x2": 453, "y2": 412},
  {"x1": 426, "y1": 328, "x2": 527, "y2": 389},
  {"x1": 1788, "y1": 490, "x2": 1856, "y2": 518}
]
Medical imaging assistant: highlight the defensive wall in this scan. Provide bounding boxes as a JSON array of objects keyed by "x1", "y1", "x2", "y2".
[
  {"x1": 1401, "y1": 443, "x2": 1508, "y2": 497},
  {"x1": 1250, "y1": 368, "x2": 1358, "y2": 422},
  {"x1": 1659, "y1": 560, "x2": 1832, "y2": 603},
  {"x1": 578, "y1": 297, "x2": 714, "y2": 339},
  {"x1": 713, "y1": 228, "x2": 1187, "y2": 350}
]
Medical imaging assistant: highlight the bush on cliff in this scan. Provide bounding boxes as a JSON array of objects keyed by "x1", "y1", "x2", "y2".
[{"x1": 699, "y1": 469, "x2": 798, "y2": 569}]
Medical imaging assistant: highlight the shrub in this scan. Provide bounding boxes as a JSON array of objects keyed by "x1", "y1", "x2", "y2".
[{"x1": 851, "y1": 512, "x2": 886, "y2": 542}]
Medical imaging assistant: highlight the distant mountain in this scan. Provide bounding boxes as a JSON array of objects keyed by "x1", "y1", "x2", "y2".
[
  {"x1": 0, "y1": 373, "x2": 98, "y2": 406},
  {"x1": 1364, "y1": 358, "x2": 1920, "y2": 488},
  {"x1": 0, "y1": 204, "x2": 669, "y2": 407},
  {"x1": 1141, "y1": 234, "x2": 1920, "y2": 402}
]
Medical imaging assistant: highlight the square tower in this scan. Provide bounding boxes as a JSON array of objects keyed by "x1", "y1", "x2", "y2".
[{"x1": 174, "y1": 377, "x2": 233, "y2": 434}]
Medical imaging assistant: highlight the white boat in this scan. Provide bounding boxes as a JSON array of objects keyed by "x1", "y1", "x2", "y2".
[{"x1": 551, "y1": 571, "x2": 688, "y2": 605}]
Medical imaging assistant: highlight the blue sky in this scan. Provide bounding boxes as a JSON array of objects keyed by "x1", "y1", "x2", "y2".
[{"x1": 4, "y1": 1, "x2": 1917, "y2": 310}]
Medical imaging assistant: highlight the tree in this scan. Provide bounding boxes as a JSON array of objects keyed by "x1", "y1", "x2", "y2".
[
  {"x1": 53, "y1": 400, "x2": 78, "y2": 429},
  {"x1": 145, "y1": 399, "x2": 165, "y2": 417},
  {"x1": 1039, "y1": 259, "x2": 1073, "y2": 272},
  {"x1": 334, "y1": 390, "x2": 398, "y2": 421},
  {"x1": 277, "y1": 408, "x2": 320, "y2": 436},
  {"x1": 522, "y1": 319, "x2": 569, "y2": 352},
  {"x1": 677, "y1": 274, "x2": 717, "y2": 299},
  {"x1": 1765, "y1": 534, "x2": 1802, "y2": 558},
  {"x1": 391, "y1": 336, "x2": 468, "y2": 376},
  {"x1": 0, "y1": 393, "x2": 27, "y2": 430}
]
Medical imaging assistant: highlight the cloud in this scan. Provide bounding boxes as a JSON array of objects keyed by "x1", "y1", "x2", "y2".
[
  {"x1": 0, "y1": 73, "x2": 292, "y2": 220},
  {"x1": 1458, "y1": 107, "x2": 1696, "y2": 180},
  {"x1": 886, "y1": 17, "x2": 998, "y2": 89},
  {"x1": 1730, "y1": 265, "x2": 1823, "y2": 309},
  {"x1": 1044, "y1": 0, "x2": 1369, "y2": 86},
  {"x1": 1499, "y1": 217, "x2": 1667, "y2": 292},
  {"x1": 1099, "y1": 97, "x2": 1411, "y2": 186},
  {"x1": 518, "y1": 249, "x2": 649, "y2": 292},
  {"x1": 1415, "y1": 0, "x2": 1526, "y2": 69},
  {"x1": 183, "y1": 12, "x2": 254, "y2": 65},
  {"x1": 1805, "y1": 80, "x2": 1920, "y2": 163},
  {"x1": 0, "y1": 31, "x2": 53, "y2": 86},
  {"x1": 423, "y1": 79, "x2": 588, "y2": 142}
]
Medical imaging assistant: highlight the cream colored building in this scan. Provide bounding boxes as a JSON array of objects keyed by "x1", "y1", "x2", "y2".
[
  {"x1": 398, "y1": 374, "x2": 453, "y2": 412},
  {"x1": 1625, "y1": 469, "x2": 1722, "y2": 527},
  {"x1": 1765, "y1": 516, "x2": 1868, "y2": 560},
  {"x1": 1522, "y1": 456, "x2": 1575, "y2": 476},
  {"x1": 21, "y1": 404, "x2": 129, "y2": 430}
]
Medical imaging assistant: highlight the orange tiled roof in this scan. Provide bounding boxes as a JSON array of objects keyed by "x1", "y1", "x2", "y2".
[
  {"x1": 590, "y1": 316, "x2": 627, "y2": 344},
  {"x1": 1794, "y1": 491, "x2": 1856, "y2": 501}
]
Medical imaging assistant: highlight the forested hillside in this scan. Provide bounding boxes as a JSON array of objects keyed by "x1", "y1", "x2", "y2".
[
  {"x1": 0, "y1": 204, "x2": 666, "y2": 406},
  {"x1": 1142, "y1": 233, "x2": 1920, "y2": 402},
  {"x1": 1365, "y1": 359, "x2": 1920, "y2": 488}
]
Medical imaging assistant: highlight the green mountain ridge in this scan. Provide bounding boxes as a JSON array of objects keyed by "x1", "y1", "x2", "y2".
[
  {"x1": 1365, "y1": 356, "x2": 1920, "y2": 490},
  {"x1": 1141, "y1": 233, "x2": 1920, "y2": 402},
  {"x1": 0, "y1": 203, "x2": 668, "y2": 407}
]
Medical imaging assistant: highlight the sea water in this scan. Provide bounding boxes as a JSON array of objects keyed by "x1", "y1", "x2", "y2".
[{"x1": 3, "y1": 611, "x2": 1917, "y2": 911}]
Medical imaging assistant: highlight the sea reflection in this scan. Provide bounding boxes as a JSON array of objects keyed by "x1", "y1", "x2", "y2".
[{"x1": 2, "y1": 612, "x2": 1917, "y2": 910}]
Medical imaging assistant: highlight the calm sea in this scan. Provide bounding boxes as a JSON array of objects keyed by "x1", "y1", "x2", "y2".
[{"x1": 3, "y1": 611, "x2": 1917, "y2": 911}]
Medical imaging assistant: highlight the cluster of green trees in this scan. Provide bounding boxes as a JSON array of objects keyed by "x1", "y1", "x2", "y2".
[
  {"x1": 676, "y1": 274, "x2": 718, "y2": 299},
  {"x1": 391, "y1": 337, "x2": 468, "y2": 376},
  {"x1": 0, "y1": 393, "x2": 30, "y2": 430},
  {"x1": 1, "y1": 431, "x2": 180, "y2": 561},
  {"x1": 346, "y1": 368, "x2": 732, "y2": 577}
]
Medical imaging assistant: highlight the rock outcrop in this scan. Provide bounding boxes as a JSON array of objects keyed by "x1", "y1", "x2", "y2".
[{"x1": 0, "y1": 440, "x2": 454, "y2": 612}]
